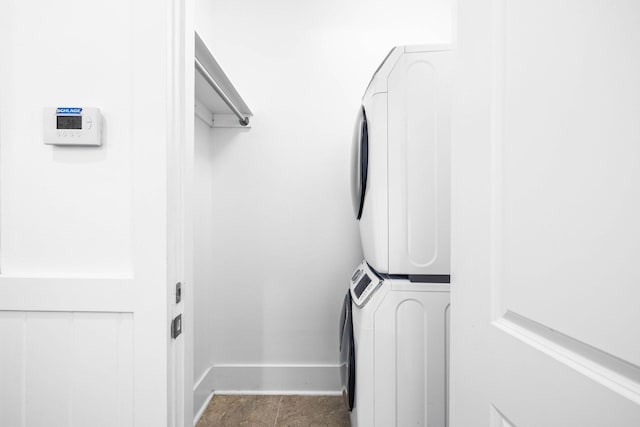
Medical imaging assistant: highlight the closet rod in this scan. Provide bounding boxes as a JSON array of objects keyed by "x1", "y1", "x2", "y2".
[{"x1": 195, "y1": 57, "x2": 250, "y2": 126}]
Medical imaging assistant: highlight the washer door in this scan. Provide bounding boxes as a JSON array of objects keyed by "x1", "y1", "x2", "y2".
[
  {"x1": 350, "y1": 107, "x2": 369, "y2": 220},
  {"x1": 339, "y1": 291, "x2": 356, "y2": 411}
]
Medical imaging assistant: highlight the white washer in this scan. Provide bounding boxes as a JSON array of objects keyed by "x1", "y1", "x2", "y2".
[
  {"x1": 340, "y1": 261, "x2": 450, "y2": 427},
  {"x1": 351, "y1": 45, "x2": 452, "y2": 277}
]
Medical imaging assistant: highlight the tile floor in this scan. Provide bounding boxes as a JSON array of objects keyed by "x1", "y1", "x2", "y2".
[{"x1": 196, "y1": 395, "x2": 351, "y2": 427}]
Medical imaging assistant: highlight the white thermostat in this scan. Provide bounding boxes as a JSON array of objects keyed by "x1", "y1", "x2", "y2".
[{"x1": 43, "y1": 107, "x2": 102, "y2": 146}]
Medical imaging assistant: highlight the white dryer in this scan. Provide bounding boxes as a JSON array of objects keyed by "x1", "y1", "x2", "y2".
[
  {"x1": 339, "y1": 260, "x2": 450, "y2": 427},
  {"x1": 351, "y1": 45, "x2": 452, "y2": 278}
]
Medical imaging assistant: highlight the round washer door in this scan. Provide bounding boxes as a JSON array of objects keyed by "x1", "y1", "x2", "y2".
[
  {"x1": 339, "y1": 291, "x2": 355, "y2": 411},
  {"x1": 350, "y1": 107, "x2": 369, "y2": 220}
]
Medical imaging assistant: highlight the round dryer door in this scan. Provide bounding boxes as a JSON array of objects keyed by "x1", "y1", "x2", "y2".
[
  {"x1": 350, "y1": 107, "x2": 369, "y2": 220},
  {"x1": 339, "y1": 291, "x2": 355, "y2": 411}
]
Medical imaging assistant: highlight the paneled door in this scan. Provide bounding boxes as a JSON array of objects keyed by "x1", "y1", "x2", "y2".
[
  {"x1": 0, "y1": 0, "x2": 191, "y2": 426},
  {"x1": 450, "y1": 1, "x2": 640, "y2": 426}
]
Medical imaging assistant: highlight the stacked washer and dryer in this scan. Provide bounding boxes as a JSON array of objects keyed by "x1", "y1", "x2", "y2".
[{"x1": 339, "y1": 45, "x2": 452, "y2": 427}]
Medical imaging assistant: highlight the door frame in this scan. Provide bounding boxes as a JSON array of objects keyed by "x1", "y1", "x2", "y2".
[{"x1": 167, "y1": 0, "x2": 195, "y2": 425}]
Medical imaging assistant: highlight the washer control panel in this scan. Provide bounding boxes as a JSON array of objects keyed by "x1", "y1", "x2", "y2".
[
  {"x1": 350, "y1": 261, "x2": 383, "y2": 307},
  {"x1": 43, "y1": 107, "x2": 102, "y2": 146}
]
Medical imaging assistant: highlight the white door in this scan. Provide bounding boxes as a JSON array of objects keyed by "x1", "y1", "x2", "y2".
[
  {"x1": 0, "y1": 1, "x2": 190, "y2": 426},
  {"x1": 450, "y1": 1, "x2": 640, "y2": 426}
]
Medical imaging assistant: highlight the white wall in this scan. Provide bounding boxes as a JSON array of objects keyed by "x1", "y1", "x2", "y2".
[
  {"x1": 193, "y1": 117, "x2": 217, "y2": 408},
  {"x1": 193, "y1": 0, "x2": 452, "y2": 394}
]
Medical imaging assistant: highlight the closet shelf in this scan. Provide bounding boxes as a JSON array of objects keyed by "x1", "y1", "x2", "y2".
[{"x1": 195, "y1": 31, "x2": 253, "y2": 128}]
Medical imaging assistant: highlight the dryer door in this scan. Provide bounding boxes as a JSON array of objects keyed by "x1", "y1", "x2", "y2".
[
  {"x1": 339, "y1": 291, "x2": 355, "y2": 411},
  {"x1": 350, "y1": 107, "x2": 369, "y2": 220}
]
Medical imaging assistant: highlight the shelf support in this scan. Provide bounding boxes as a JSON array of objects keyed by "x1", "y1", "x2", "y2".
[{"x1": 194, "y1": 57, "x2": 250, "y2": 127}]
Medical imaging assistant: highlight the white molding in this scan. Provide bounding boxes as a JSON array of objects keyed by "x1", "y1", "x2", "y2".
[
  {"x1": 193, "y1": 366, "x2": 216, "y2": 419},
  {"x1": 181, "y1": 2, "x2": 196, "y2": 427},
  {"x1": 215, "y1": 390, "x2": 342, "y2": 396},
  {"x1": 490, "y1": 405, "x2": 516, "y2": 427},
  {"x1": 210, "y1": 364, "x2": 341, "y2": 394},
  {"x1": 493, "y1": 312, "x2": 640, "y2": 405},
  {"x1": 166, "y1": 0, "x2": 192, "y2": 425},
  {"x1": 0, "y1": 277, "x2": 134, "y2": 312},
  {"x1": 192, "y1": 390, "x2": 214, "y2": 426},
  {"x1": 194, "y1": 366, "x2": 215, "y2": 391}
]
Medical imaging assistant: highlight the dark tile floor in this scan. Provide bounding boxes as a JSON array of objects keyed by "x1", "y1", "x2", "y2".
[{"x1": 196, "y1": 395, "x2": 351, "y2": 427}]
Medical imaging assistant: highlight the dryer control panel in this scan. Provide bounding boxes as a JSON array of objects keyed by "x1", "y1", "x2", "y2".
[{"x1": 350, "y1": 261, "x2": 383, "y2": 307}]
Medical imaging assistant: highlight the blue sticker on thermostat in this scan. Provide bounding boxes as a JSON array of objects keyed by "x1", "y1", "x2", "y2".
[{"x1": 56, "y1": 107, "x2": 83, "y2": 115}]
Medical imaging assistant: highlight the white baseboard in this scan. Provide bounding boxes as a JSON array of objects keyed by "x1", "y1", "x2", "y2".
[
  {"x1": 193, "y1": 367, "x2": 216, "y2": 425},
  {"x1": 192, "y1": 391, "x2": 213, "y2": 426},
  {"x1": 215, "y1": 390, "x2": 342, "y2": 396},
  {"x1": 211, "y1": 364, "x2": 342, "y2": 395}
]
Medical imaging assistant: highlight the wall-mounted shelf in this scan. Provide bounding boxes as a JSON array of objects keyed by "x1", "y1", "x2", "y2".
[{"x1": 195, "y1": 31, "x2": 253, "y2": 128}]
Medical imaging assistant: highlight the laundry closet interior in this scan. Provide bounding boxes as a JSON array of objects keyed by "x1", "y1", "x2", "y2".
[{"x1": 189, "y1": 0, "x2": 453, "y2": 424}]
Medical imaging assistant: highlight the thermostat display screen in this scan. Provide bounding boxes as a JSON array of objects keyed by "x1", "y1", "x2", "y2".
[{"x1": 56, "y1": 116, "x2": 82, "y2": 130}]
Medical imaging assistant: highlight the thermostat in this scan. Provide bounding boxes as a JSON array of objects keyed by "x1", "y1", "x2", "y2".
[{"x1": 43, "y1": 107, "x2": 102, "y2": 146}]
